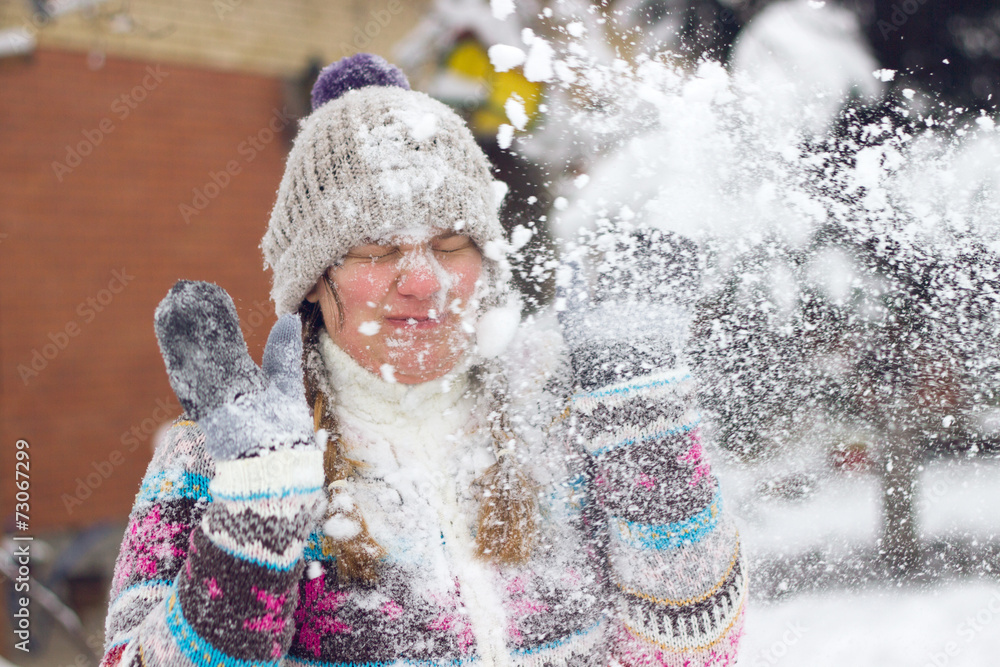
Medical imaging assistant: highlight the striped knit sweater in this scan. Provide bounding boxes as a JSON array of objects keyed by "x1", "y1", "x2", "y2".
[{"x1": 102, "y1": 324, "x2": 746, "y2": 667}]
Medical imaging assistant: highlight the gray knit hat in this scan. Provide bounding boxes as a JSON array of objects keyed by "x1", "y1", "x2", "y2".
[{"x1": 262, "y1": 54, "x2": 507, "y2": 316}]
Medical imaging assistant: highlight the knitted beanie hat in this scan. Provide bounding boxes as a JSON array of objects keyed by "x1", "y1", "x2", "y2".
[{"x1": 262, "y1": 53, "x2": 508, "y2": 316}]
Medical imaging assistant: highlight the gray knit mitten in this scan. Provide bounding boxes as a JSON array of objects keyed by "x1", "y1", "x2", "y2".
[
  {"x1": 154, "y1": 280, "x2": 317, "y2": 460},
  {"x1": 558, "y1": 228, "x2": 699, "y2": 391}
]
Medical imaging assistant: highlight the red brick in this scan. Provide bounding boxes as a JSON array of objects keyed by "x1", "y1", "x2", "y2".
[{"x1": 1, "y1": 49, "x2": 288, "y2": 529}]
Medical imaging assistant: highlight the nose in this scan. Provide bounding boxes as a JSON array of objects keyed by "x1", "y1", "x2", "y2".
[{"x1": 396, "y1": 256, "x2": 441, "y2": 300}]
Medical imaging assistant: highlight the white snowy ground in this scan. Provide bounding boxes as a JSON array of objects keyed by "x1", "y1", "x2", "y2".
[
  {"x1": 716, "y1": 455, "x2": 1000, "y2": 666},
  {"x1": 739, "y1": 581, "x2": 1000, "y2": 667}
]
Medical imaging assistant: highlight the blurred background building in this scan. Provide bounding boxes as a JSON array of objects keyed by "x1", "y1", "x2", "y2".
[{"x1": 2, "y1": 0, "x2": 1000, "y2": 665}]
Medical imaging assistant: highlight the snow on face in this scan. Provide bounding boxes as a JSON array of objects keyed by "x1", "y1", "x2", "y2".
[{"x1": 318, "y1": 230, "x2": 483, "y2": 384}]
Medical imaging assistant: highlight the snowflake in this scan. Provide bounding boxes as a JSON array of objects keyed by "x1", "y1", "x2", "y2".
[
  {"x1": 427, "y1": 584, "x2": 476, "y2": 653},
  {"x1": 293, "y1": 574, "x2": 352, "y2": 657},
  {"x1": 505, "y1": 576, "x2": 550, "y2": 645},
  {"x1": 677, "y1": 431, "x2": 710, "y2": 487},
  {"x1": 111, "y1": 504, "x2": 187, "y2": 592},
  {"x1": 244, "y1": 587, "x2": 289, "y2": 659}
]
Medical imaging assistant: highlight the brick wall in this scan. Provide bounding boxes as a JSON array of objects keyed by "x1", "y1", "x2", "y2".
[{"x1": 1, "y1": 49, "x2": 291, "y2": 529}]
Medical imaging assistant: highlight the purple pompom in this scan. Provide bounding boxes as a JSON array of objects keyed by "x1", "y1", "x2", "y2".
[{"x1": 310, "y1": 53, "x2": 410, "y2": 110}]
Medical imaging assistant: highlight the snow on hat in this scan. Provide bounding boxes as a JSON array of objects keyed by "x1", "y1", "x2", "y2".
[{"x1": 262, "y1": 53, "x2": 508, "y2": 316}]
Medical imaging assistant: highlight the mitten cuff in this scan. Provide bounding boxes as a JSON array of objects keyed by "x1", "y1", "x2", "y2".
[
  {"x1": 571, "y1": 368, "x2": 698, "y2": 457},
  {"x1": 210, "y1": 448, "x2": 324, "y2": 501}
]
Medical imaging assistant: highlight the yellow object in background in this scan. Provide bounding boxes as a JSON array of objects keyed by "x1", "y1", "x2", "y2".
[{"x1": 444, "y1": 37, "x2": 544, "y2": 138}]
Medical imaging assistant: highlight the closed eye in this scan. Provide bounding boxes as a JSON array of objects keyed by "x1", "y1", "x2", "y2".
[
  {"x1": 431, "y1": 236, "x2": 475, "y2": 253},
  {"x1": 346, "y1": 245, "x2": 401, "y2": 262}
]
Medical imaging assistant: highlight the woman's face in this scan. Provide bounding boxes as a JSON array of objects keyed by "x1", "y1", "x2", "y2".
[{"x1": 306, "y1": 231, "x2": 483, "y2": 384}]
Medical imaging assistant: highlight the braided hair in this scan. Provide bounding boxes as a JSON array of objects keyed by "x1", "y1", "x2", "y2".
[{"x1": 297, "y1": 296, "x2": 538, "y2": 584}]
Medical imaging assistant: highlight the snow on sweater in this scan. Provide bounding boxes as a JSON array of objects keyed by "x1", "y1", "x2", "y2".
[{"x1": 102, "y1": 323, "x2": 746, "y2": 667}]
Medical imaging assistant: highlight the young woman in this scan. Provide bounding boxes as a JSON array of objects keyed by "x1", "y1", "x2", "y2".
[{"x1": 101, "y1": 54, "x2": 746, "y2": 667}]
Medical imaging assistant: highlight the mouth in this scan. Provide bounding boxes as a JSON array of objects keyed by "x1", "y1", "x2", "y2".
[{"x1": 384, "y1": 314, "x2": 443, "y2": 330}]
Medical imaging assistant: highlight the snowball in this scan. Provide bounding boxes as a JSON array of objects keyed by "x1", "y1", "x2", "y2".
[
  {"x1": 943, "y1": 415, "x2": 955, "y2": 428},
  {"x1": 490, "y1": 0, "x2": 514, "y2": 20},
  {"x1": 476, "y1": 302, "x2": 522, "y2": 357},
  {"x1": 553, "y1": 196, "x2": 568, "y2": 211},
  {"x1": 505, "y1": 94, "x2": 529, "y2": 130},
  {"x1": 873, "y1": 68, "x2": 896, "y2": 82},
  {"x1": 553, "y1": 60, "x2": 577, "y2": 84},
  {"x1": 524, "y1": 37, "x2": 554, "y2": 83},
  {"x1": 976, "y1": 115, "x2": 996, "y2": 132},
  {"x1": 566, "y1": 21, "x2": 584, "y2": 37},
  {"x1": 306, "y1": 561, "x2": 323, "y2": 579},
  {"x1": 852, "y1": 146, "x2": 884, "y2": 190},
  {"x1": 574, "y1": 174, "x2": 590, "y2": 189},
  {"x1": 324, "y1": 515, "x2": 361, "y2": 540},
  {"x1": 554, "y1": 264, "x2": 573, "y2": 288},
  {"x1": 358, "y1": 321, "x2": 381, "y2": 336},
  {"x1": 902, "y1": 88, "x2": 915, "y2": 99},
  {"x1": 510, "y1": 224, "x2": 532, "y2": 251},
  {"x1": 482, "y1": 240, "x2": 506, "y2": 261},
  {"x1": 730, "y1": 2, "x2": 882, "y2": 137},
  {"x1": 380, "y1": 364, "x2": 396, "y2": 383},
  {"x1": 488, "y1": 44, "x2": 526, "y2": 72},
  {"x1": 497, "y1": 123, "x2": 514, "y2": 149}
]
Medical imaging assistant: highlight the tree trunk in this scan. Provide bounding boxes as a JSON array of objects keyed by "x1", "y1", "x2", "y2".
[{"x1": 879, "y1": 426, "x2": 921, "y2": 575}]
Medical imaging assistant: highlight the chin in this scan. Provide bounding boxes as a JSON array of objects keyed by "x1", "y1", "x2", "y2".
[{"x1": 386, "y1": 341, "x2": 468, "y2": 382}]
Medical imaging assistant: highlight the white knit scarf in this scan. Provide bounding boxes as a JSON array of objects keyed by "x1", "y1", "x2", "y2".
[{"x1": 318, "y1": 332, "x2": 511, "y2": 666}]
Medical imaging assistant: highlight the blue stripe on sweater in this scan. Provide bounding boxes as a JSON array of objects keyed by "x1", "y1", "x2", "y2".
[
  {"x1": 591, "y1": 419, "x2": 700, "y2": 457},
  {"x1": 511, "y1": 615, "x2": 605, "y2": 656},
  {"x1": 612, "y1": 490, "x2": 721, "y2": 551},
  {"x1": 114, "y1": 578, "x2": 173, "y2": 599},
  {"x1": 213, "y1": 541, "x2": 302, "y2": 573},
  {"x1": 137, "y1": 471, "x2": 212, "y2": 504},
  {"x1": 165, "y1": 589, "x2": 280, "y2": 667},
  {"x1": 574, "y1": 373, "x2": 691, "y2": 401},
  {"x1": 212, "y1": 485, "x2": 324, "y2": 502}
]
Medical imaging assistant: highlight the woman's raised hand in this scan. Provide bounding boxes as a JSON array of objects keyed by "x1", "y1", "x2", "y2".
[
  {"x1": 154, "y1": 280, "x2": 319, "y2": 460},
  {"x1": 557, "y1": 227, "x2": 700, "y2": 391}
]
